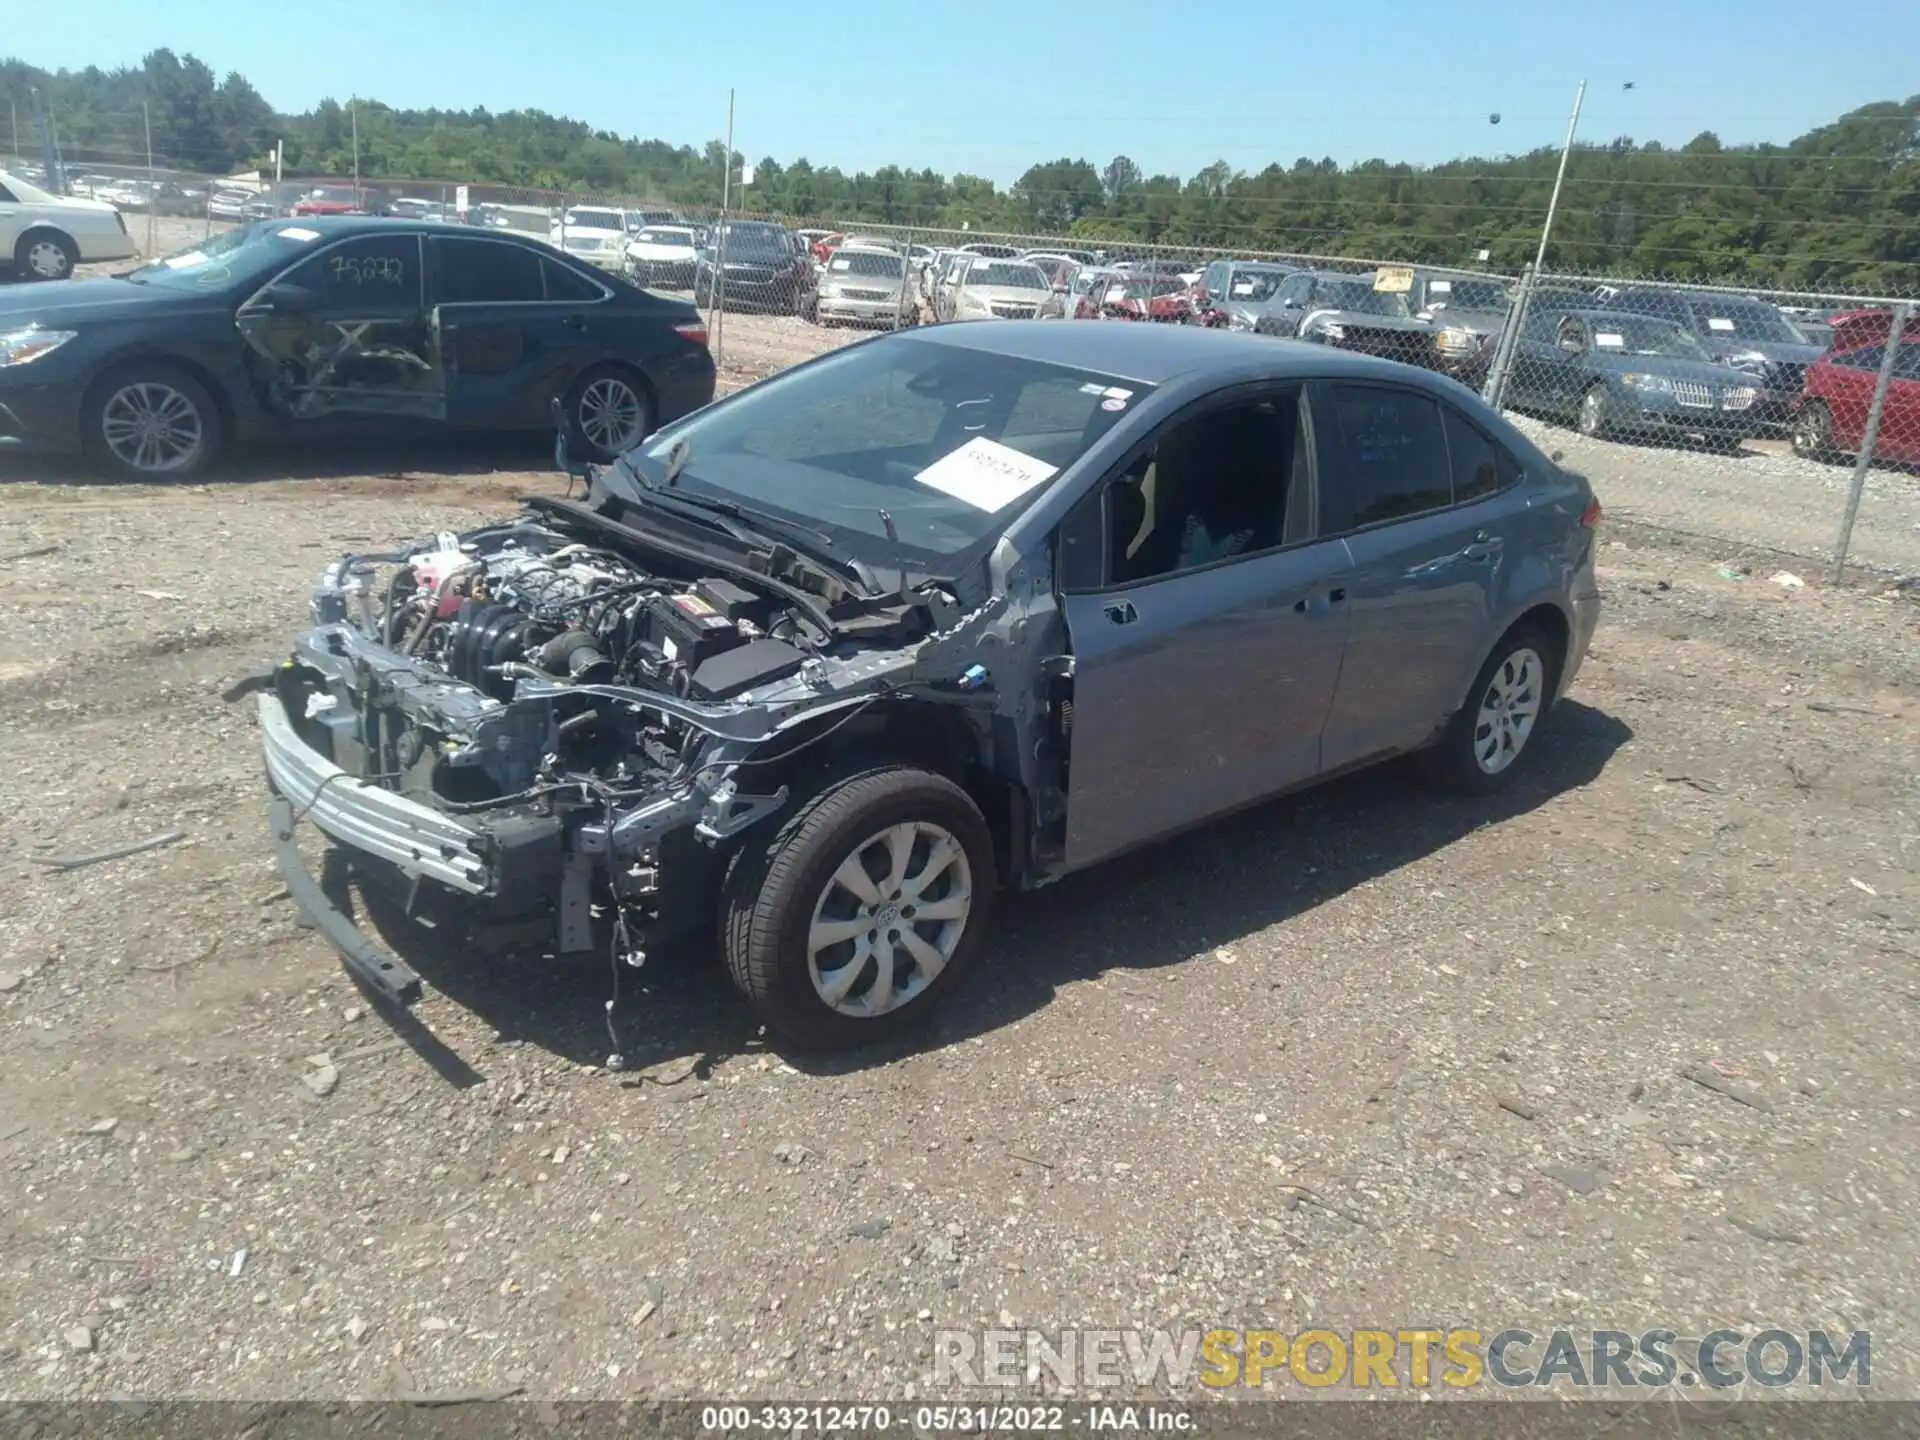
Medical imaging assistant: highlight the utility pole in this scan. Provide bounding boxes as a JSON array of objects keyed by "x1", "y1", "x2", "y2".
[
  {"x1": 9, "y1": 99, "x2": 17, "y2": 162},
  {"x1": 1484, "y1": 79, "x2": 1586, "y2": 409},
  {"x1": 350, "y1": 102, "x2": 361, "y2": 206},
  {"x1": 708, "y1": 88, "x2": 736, "y2": 368},
  {"x1": 30, "y1": 87, "x2": 60, "y2": 193},
  {"x1": 142, "y1": 101, "x2": 156, "y2": 254}
]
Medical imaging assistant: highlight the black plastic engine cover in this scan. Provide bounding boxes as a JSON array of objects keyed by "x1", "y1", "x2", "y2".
[{"x1": 687, "y1": 638, "x2": 807, "y2": 700}]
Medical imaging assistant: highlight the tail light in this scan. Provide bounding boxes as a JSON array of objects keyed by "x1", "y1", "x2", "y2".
[
  {"x1": 674, "y1": 321, "x2": 709, "y2": 347},
  {"x1": 1580, "y1": 498, "x2": 1603, "y2": 528}
]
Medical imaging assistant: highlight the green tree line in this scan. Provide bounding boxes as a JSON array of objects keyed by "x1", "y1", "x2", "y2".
[{"x1": 4, "y1": 51, "x2": 1916, "y2": 290}]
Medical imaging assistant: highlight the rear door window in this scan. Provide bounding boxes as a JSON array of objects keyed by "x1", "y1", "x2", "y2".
[
  {"x1": 1320, "y1": 384, "x2": 1454, "y2": 531},
  {"x1": 429, "y1": 236, "x2": 544, "y2": 304}
]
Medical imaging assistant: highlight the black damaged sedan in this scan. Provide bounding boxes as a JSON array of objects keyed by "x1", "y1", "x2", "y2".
[{"x1": 0, "y1": 217, "x2": 715, "y2": 478}]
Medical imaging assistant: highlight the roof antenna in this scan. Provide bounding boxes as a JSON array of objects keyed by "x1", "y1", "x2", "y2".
[{"x1": 878, "y1": 509, "x2": 909, "y2": 601}]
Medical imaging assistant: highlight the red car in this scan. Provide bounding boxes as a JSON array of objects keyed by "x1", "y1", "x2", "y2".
[
  {"x1": 1794, "y1": 337, "x2": 1920, "y2": 464},
  {"x1": 1076, "y1": 272, "x2": 1196, "y2": 323},
  {"x1": 291, "y1": 185, "x2": 366, "y2": 217}
]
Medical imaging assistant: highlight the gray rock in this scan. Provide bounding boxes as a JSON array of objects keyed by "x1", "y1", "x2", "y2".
[
  {"x1": 848, "y1": 1217, "x2": 891, "y2": 1240},
  {"x1": 63, "y1": 1326, "x2": 95, "y2": 1353},
  {"x1": 1539, "y1": 1164, "x2": 1603, "y2": 1196}
]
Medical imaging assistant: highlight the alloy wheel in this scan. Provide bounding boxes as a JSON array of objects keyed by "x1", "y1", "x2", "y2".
[
  {"x1": 576, "y1": 377, "x2": 645, "y2": 454},
  {"x1": 1578, "y1": 389, "x2": 1607, "y2": 437},
  {"x1": 1473, "y1": 646, "x2": 1544, "y2": 775},
  {"x1": 806, "y1": 821, "x2": 973, "y2": 1019},
  {"x1": 100, "y1": 383, "x2": 206, "y2": 474},
  {"x1": 1793, "y1": 404, "x2": 1831, "y2": 457}
]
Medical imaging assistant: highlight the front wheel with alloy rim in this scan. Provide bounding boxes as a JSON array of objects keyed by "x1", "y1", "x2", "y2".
[
  {"x1": 1576, "y1": 384, "x2": 1613, "y2": 439},
  {"x1": 1793, "y1": 399, "x2": 1836, "y2": 461},
  {"x1": 566, "y1": 366, "x2": 652, "y2": 462},
  {"x1": 83, "y1": 365, "x2": 223, "y2": 479},
  {"x1": 1414, "y1": 624, "x2": 1561, "y2": 796},
  {"x1": 15, "y1": 230, "x2": 79, "y2": 282},
  {"x1": 721, "y1": 766, "x2": 995, "y2": 1048}
]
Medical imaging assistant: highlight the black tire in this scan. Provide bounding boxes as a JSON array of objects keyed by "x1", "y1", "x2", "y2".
[
  {"x1": 720, "y1": 765, "x2": 996, "y2": 1049},
  {"x1": 82, "y1": 362, "x2": 224, "y2": 480},
  {"x1": 564, "y1": 363, "x2": 653, "y2": 462},
  {"x1": 15, "y1": 228, "x2": 79, "y2": 282},
  {"x1": 1576, "y1": 384, "x2": 1612, "y2": 439},
  {"x1": 1414, "y1": 622, "x2": 1563, "y2": 796},
  {"x1": 1792, "y1": 399, "x2": 1835, "y2": 461}
]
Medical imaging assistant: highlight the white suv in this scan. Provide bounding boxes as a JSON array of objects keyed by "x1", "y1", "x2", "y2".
[{"x1": 0, "y1": 170, "x2": 138, "y2": 281}]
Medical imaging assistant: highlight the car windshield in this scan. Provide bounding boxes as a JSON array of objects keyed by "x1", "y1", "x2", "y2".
[
  {"x1": 718, "y1": 226, "x2": 789, "y2": 254},
  {"x1": 629, "y1": 336, "x2": 1153, "y2": 564},
  {"x1": 968, "y1": 264, "x2": 1047, "y2": 290},
  {"x1": 312, "y1": 187, "x2": 358, "y2": 203},
  {"x1": 1690, "y1": 301, "x2": 1810, "y2": 345},
  {"x1": 119, "y1": 222, "x2": 296, "y2": 289},
  {"x1": 832, "y1": 251, "x2": 905, "y2": 278},
  {"x1": 1226, "y1": 270, "x2": 1288, "y2": 301},
  {"x1": 565, "y1": 210, "x2": 624, "y2": 230},
  {"x1": 637, "y1": 228, "x2": 694, "y2": 245},
  {"x1": 1427, "y1": 277, "x2": 1511, "y2": 311},
  {"x1": 1587, "y1": 317, "x2": 1712, "y2": 360},
  {"x1": 1121, "y1": 277, "x2": 1187, "y2": 299},
  {"x1": 0, "y1": 170, "x2": 53, "y2": 203},
  {"x1": 1316, "y1": 280, "x2": 1413, "y2": 317}
]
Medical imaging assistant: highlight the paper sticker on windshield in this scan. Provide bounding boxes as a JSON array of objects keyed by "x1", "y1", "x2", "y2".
[
  {"x1": 1231, "y1": 281, "x2": 1256, "y2": 296},
  {"x1": 1428, "y1": 279, "x2": 1453, "y2": 294},
  {"x1": 915, "y1": 437, "x2": 1058, "y2": 513},
  {"x1": 1103, "y1": 387, "x2": 1133, "y2": 400},
  {"x1": 1101, "y1": 397, "x2": 1127, "y2": 412},
  {"x1": 1707, "y1": 317, "x2": 1736, "y2": 331},
  {"x1": 829, "y1": 256, "x2": 851, "y2": 270},
  {"x1": 1373, "y1": 266, "x2": 1415, "y2": 294},
  {"x1": 163, "y1": 253, "x2": 210, "y2": 270},
  {"x1": 277, "y1": 227, "x2": 320, "y2": 242},
  {"x1": 1595, "y1": 332, "x2": 1626, "y2": 348},
  {"x1": 1079, "y1": 382, "x2": 1109, "y2": 395}
]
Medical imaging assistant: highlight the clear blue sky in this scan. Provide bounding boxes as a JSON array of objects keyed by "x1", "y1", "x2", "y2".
[{"x1": 21, "y1": 0, "x2": 1920, "y2": 184}]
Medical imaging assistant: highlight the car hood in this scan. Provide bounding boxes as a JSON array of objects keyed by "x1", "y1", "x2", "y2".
[
  {"x1": 1426, "y1": 306, "x2": 1507, "y2": 334},
  {"x1": 17, "y1": 193, "x2": 118, "y2": 218},
  {"x1": 960, "y1": 286, "x2": 1050, "y2": 306},
  {"x1": 1588, "y1": 352, "x2": 1760, "y2": 385},
  {"x1": 1311, "y1": 309, "x2": 1430, "y2": 331},
  {"x1": 0, "y1": 275, "x2": 209, "y2": 326},
  {"x1": 1700, "y1": 337, "x2": 1825, "y2": 366}
]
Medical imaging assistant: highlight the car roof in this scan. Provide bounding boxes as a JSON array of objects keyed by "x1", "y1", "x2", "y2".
[
  {"x1": 1550, "y1": 308, "x2": 1682, "y2": 326},
  {"x1": 256, "y1": 216, "x2": 547, "y2": 247},
  {"x1": 835, "y1": 244, "x2": 901, "y2": 257},
  {"x1": 904, "y1": 318, "x2": 1458, "y2": 388}
]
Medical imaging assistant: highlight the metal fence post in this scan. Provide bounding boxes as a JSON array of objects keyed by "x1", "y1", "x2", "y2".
[
  {"x1": 1481, "y1": 261, "x2": 1535, "y2": 410},
  {"x1": 894, "y1": 228, "x2": 913, "y2": 330},
  {"x1": 1828, "y1": 300, "x2": 1911, "y2": 584}
]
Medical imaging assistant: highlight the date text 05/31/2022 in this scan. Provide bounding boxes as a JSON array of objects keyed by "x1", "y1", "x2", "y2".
[{"x1": 699, "y1": 1404, "x2": 1195, "y2": 1432}]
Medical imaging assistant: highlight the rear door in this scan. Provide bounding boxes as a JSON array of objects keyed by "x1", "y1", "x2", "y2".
[
  {"x1": 1060, "y1": 384, "x2": 1352, "y2": 868},
  {"x1": 428, "y1": 235, "x2": 610, "y2": 429},
  {"x1": 0, "y1": 179, "x2": 23, "y2": 255},
  {"x1": 1819, "y1": 342, "x2": 1885, "y2": 450},
  {"x1": 1877, "y1": 343, "x2": 1920, "y2": 463},
  {"x1": 1314, "y1": 382, "x2": 1515, "y2": 771},
  {"x1": 235, "y1": 230, "x2": 443, "y2": 420},
  {"x1": 1263, "y1": 273, "x2": 1314, "y2": 336}
]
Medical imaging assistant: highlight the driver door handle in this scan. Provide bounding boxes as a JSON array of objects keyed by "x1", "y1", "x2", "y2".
[
  {"x1": 1104, "y1": 599, "x2": 1138, "y2": 626},
  {"x1": 1463, "y1": 531, "x2": 1504, "y2": 562}
]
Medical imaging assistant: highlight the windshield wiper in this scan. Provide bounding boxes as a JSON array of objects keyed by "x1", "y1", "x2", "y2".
[{"x1": 625, "y1": 453, "x2": 870, "y2": 591}]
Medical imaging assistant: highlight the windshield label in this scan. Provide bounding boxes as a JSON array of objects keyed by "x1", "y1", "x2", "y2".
[
  {"x1": 1374, "y1": 266, "x2": 1414, "y2": 293},
  {"x1": 915, "y1": 437, "x2": 1059, "y2": 513},
  {"x1": 1595, "y1": 332, "x2": 1625, "y2": 348},
  {"x1": 163, "y1": 253, "x2": 210, "y2": 270},
  {"x1": 1707, "y1": 317, "x2": 1736, "y2": 331},
  {"x1": 278, "y1": 227, "x2": 320, "y2": 242},
  {"x1": 1429, "y1": 279, "x2": 1452, "y2": 293},
  {"x1": 830, "y1": 257, "x2": 852, "y2": 270},
  {"x1": 1079, "y1": 382, "x2": 1109, "y2": 395}
]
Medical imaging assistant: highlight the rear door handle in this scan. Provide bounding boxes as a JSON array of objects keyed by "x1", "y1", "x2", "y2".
[
  {"x1": 1293, "y1": 587, "x2": 1347, "y2": 614},
  {"x1": 1463, "y1": 532, "x2": 1504, "y2": 562},
  {"x1": 560, "y1": 314, "x2": 587, "y2": 332},
  {"x1": 1104, "y1": 599, "x2": 1138, "y2": 626}
]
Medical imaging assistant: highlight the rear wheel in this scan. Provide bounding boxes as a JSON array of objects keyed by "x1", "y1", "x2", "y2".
[
  {"x1": 15, "y1": 229, "x2": 79, "y2": 282},
  {"x1": 1792, "y1": 399, "x2": 1836, "y2": 461},
  {"x1": 720, "y1": 766, "x2": 995, "y2": 1049},
  {"x1": 1415, "y1": 623, "x2": 1562, "y2": 796},
  {"x1": 566, "y1": 365, "x2": 651, "y2": 462},
  {"x1": 83, "y1": 363, "x2": 223, "y2": 479}
]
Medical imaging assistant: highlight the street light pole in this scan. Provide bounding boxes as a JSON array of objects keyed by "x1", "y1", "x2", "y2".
[{"x1": 1484, "y1": 79, "x2": 1587, "y2": 409}]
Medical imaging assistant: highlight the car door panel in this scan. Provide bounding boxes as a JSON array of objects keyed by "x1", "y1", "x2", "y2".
[
  {"x1": 428, "y1": 238, "x2": 601, "y2": 429},
  {"x1": 234, "y1": 232, "x2": 444, "y2": 421},
  {"x1": 1062, "y1": 541, "x2": 1353, "y2": 869},
  {"x1": 1311, "y1": 382, "x2": 1502, "y2": 771}
]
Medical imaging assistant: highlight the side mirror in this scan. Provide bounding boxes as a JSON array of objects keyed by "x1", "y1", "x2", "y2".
[{"x1": 259, "y1": 281, "x2": 319, "y2": 316}]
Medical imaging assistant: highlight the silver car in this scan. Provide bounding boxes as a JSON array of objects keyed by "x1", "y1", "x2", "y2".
[
  {"x1": 943, "y1": 259, "x2": 1063, "y2": 322},
  {"x1": 251, "y1": 323, "x2": 1601, "y2": 1051},
  {"x1": 815, "y1": 244, "x2": 914, "y2": 327}
]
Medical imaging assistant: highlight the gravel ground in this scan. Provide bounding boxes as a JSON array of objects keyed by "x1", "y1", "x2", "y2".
[{"x1": 0, "y1": 462, "x2": 1916, "y2": 1404}]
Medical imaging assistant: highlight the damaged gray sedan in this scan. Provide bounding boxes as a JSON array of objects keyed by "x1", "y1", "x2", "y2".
[{"x1": 252, "y1": 323, "x2": 1602, "y2": 1048}]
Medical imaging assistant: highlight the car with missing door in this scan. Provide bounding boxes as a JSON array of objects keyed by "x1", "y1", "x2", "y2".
[
  {"x1": 0, "y1": 217, "x2": 714, "y2": 477},
  {"x1": 246, "y1": 322, "x2": 1601, "y2": 1051}
]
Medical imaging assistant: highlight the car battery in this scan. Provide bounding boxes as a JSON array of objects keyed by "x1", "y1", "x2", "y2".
[{"x1": 644, "y1": 590, "x2": 744, "y2": 672}]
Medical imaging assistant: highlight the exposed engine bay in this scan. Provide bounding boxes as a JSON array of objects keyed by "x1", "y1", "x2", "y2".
[{"x1": 255, "y1": 485, "x2": 1071, "y2": 1024}]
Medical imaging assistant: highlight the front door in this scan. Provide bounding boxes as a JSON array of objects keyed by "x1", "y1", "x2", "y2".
[
  {"x1": 235, "y1": 231, "x2": 445, "y2": 421},
  {"x1": 1311, "y1": 382, "x2": 1508, "y2": 770},
  {"x1": 1060, "y1": 386, "x2": 1352, "y2": 869},
  {"x1": 426, "y1": 236, "x2": 606, "y2": 430}
]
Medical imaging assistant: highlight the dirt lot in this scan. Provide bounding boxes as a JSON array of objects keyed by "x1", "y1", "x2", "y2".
[
  {"x1": 3, "y1": 225, "x2": 1920, "y2": 1405},
  {"x1": 0, "y1": 443, "x2": 1917, "y2": 1404}
]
